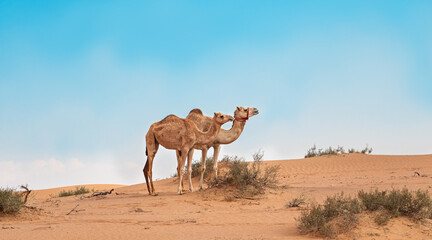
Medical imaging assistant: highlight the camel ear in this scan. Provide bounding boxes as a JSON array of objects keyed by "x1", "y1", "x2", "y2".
[
  {"x1": 236, "y1": 107, "x2": 241, "y2": 111},
  {"x1": 214, "y1": 112, "x2": 217, "y2": 117}
]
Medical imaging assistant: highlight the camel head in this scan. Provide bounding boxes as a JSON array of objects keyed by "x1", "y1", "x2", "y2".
[
  {"x1": 234, "y1": 106, "x2": 259, "y2": 121},
  {"x1": 213, "y1": 112, "x2": 234, "y2": 125}
]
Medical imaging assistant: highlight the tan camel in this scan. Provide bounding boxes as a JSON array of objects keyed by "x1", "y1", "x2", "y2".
[
  {"x1": 177, "y1": 106, "x2": 259, "y2": 189},
  {"x1": 144, "y1": 112, "x2": 233, "y2": 195}
]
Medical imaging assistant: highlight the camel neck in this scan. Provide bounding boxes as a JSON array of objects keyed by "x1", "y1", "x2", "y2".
[
  {"x1": 194, "y1": 120, "x2": 221, "y2": 145},
  {"x1": 213, "y1": 119, "x2": 246, "y2": 145}
]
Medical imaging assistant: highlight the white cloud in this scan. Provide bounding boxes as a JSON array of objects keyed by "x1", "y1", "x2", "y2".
[{"x1": 0, "y1": 155, "x2": 129, "y2": 189}]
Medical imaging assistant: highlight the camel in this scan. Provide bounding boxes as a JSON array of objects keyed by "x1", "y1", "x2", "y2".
[
  {"x1": 176, "y1": 106, "x2": 259, "y2": 190},
  {"x1": 143, "y1": 112, "x2": 233, "y2": 195}
]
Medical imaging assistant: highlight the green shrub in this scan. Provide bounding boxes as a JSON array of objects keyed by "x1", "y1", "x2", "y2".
[
  {"x1": 358, "y1": 188, "x2": 432, "y2": 219},
  {"x1": 286, "y1": 194, "x2": 306, "y2": 208},
  {"x1": 210, "y1": 151, "x2": 279, "y2": 198},
  {"x1": 0, "y1": 188, "x2": 24, "y2": 214},
  {"x1": 305, "y1": 145, "x2": 372, "y2": 158},
  {"x1": 297, "y1": 189, "x2": 432, "y2": 238},
  {"x1": 297, "y1": 193, "x2": 362, "y2": 238},
  {"x1": 58, "y1": 186, "x2": 91, "y2": 197},
  {"x1": 297, "y1": 204, "x2": 327, "y2": 234},
  {"x1": 374, "y1": 210, "x2": 392, "y2": 225}
]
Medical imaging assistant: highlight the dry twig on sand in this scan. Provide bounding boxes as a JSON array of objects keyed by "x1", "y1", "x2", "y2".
[
  {"x1": 20, "y1": 185, "x2": 32, "y2": 204},
  {"x1": 83, "y1": 189, "x2": 115, "y2": 198},
  {"x1": 66, "y1": 204, "x2": 79, "y2": 215}
]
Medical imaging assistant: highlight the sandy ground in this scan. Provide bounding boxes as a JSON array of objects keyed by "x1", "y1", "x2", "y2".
[{"x1": 1, "y1": 153, "x2": 431, "y2": 239}]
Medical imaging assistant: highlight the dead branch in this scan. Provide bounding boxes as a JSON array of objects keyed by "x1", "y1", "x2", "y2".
[
  {"x1": 66, "y1": 204, "x2": 79, "y2": 215},
  {"x1": 85, "y1": 189, "x2": 115, "y2": 198},
  {"x1": 414, "y1": 171, "x2": 421, "y2": 177},
  {"x1": 20, "y1": 185, "x2": 32, "y2": 204}
]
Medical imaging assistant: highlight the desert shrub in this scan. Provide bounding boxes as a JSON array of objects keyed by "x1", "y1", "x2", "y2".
[
  {"x1": 220, "y1": 155, "x2": 235, "y2": 162},
  {"x1": 360, "y1": 145, "x2": 373, "y2": 154},
  {"x1": 210, "y1": 151, "x2": 279, "y2": 198},
  {"x1": 297, "y1": 189, "x2": 432, "y2": 237},
  {"x1": 374, "y1": 209, "x2": 392, "y2": 225},
  {"x1": 297, "y1": 193, "x2": 362, "y2": 237},
  {"x1": 286, "y1": 194, "x2": 306, "y2": 208},
  {"x1": 0, "y1": 187, "x2": 24, "y2": 214},
  {"x1": 297, "y1": 204, "x2": 327, "y2": 234},
  {"x1": 358, "y1": 188, "x2": 432, "y2": 219},
  {"x1": 305, "y1": 145, "x2": 372, "y2": 158},
  {"x1": 58, "y1": 186, "x2": 91, "y2": 197}
]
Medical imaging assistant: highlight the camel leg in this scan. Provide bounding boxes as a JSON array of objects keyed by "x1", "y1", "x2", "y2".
[
  {"x1": 144, "y1": 154, "x2": 157, "y2": 196},
  {"x1": 144, "y1": 136, "x2": 159, "y2": 196},
  {"x1": 177, "y1": 148, "x2": 188, "y2": 195},
  {"x1": 176, "y1": 150, "x2": 185, "y2": 191},
  {"x1": 143, "y1": 159, "x2": 150, "y2": 194},
  {"x1": 213, "y1": 144, "x2": 221, "y2": 180},
  {"x1": 187, "y1": 149, "x2": 194, "y2": 192},
  {"x1": 199, "y1": 147, "x2": 208, "y2": 190},
  {"x1": 148, "y1": 155, "x2": 157, "y2": 196}
]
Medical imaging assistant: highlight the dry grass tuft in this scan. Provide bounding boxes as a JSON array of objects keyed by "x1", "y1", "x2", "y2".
[{"x1": 58, "y1": 186, "x2": 91, "y2": 197}]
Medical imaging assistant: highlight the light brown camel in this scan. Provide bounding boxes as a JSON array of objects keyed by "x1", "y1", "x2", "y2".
[
  {"x1": 176, "y1": 106, "x2": 259, "y2": 190},
  {"x1": 144, "y1": 112, "x2": 233, "y2": 195}
]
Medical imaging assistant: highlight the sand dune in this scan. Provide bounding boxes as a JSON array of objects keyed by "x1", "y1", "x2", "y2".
[
  {"x1": 30, "y1": 184, "x2": 126, "y2": 199},
  {"x1": 1, "y1": 153, "x2": 431, "y2": 239}
]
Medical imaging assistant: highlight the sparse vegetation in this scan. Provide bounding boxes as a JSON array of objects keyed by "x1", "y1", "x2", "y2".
[
  {"x1": 210, "y1": 151, "x2": 279, "y2": 198},
  {"x1": 0, "y1": 187, "x2": 25, "y2": 214},
  {"x1": 305, "y1": 145, "x2": 373, "y2": 158},
  {"x1": 58, "y1": 186, "x2": 91, "y2": 197},
  {"x1": 286, "y1": 194, "x2": 306, "y2": 208},
  {"x1": 358, "y1": 188, "x2": 432, "y2": 220},
  {"x1": 297, "y1": 188, "x2": 432, "y2": 238},
  {"x1": 297, "y1": 193, "x2": 362, "y2": 237}
]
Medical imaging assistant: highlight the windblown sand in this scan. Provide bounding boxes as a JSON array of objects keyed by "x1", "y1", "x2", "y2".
[{"x1": 1, "y1": 153, "x2": 431, "y2": 239}]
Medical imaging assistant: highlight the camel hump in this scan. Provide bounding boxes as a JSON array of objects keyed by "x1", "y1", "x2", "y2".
[
  {"x1": 159, "y1": 114, "x2": 178, "y2": 123},
  {"x1": 189, "y1": 108, "x2": 203, "y2": 115}
]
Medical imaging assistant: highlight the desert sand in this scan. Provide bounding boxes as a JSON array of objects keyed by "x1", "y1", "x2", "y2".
[{"x1": 1, "y1": 153, "x2": 431, "y2": 239}]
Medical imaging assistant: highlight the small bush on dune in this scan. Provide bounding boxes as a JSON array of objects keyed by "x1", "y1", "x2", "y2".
[
  {"x1": 286, "y1": 194, "x2": 306, "y2": 208},
  {"x1": 297, "y1": 188, "x2": 432, "y2": 238},
  {"x1": 374, "y1": 209, "x2": 392, "y2": 225},
  {"x1": 305, "y1": 145, "x2": 373, "y2": 158},
  {"x1": 297, "y1": 193, "x2": 362, "y2": 237},
  {"x1": 58, "y1": 186, "x2": 91, "y2": 197},
  {"x1": 358, "y1": 188, "x2": 432, "y2": 219},
  {"x1": 0, "y1": 187, "x2": 25, "y2": 214},
  {"x1": 210, "y1": 151, "x2": 279, "y2": 198}
]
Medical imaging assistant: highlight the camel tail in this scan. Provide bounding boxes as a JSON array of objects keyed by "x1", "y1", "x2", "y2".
[{"x1": 145, "y1": 147, "x2": 148, "y2": 156}]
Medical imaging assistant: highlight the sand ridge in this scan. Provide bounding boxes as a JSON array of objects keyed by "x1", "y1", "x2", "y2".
[{"x1": 1, "y1": 153, "x2": 431, "y2": 239}]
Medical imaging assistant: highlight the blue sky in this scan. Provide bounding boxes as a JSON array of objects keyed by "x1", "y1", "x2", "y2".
[{"x1": 1, "y1": 1, "x2": 431, "y2": 189}]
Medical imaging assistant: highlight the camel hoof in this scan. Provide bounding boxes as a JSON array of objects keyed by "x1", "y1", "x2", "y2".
[
  {"x1": 189, "y1": 188, "x2": 194, "y2": 193},
  {"x1": 151, "y1": 192, "x2": 158, "y2": 196},
  {"x1": 177, "y1": 191, "x2": 183, "y2": 195}
]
